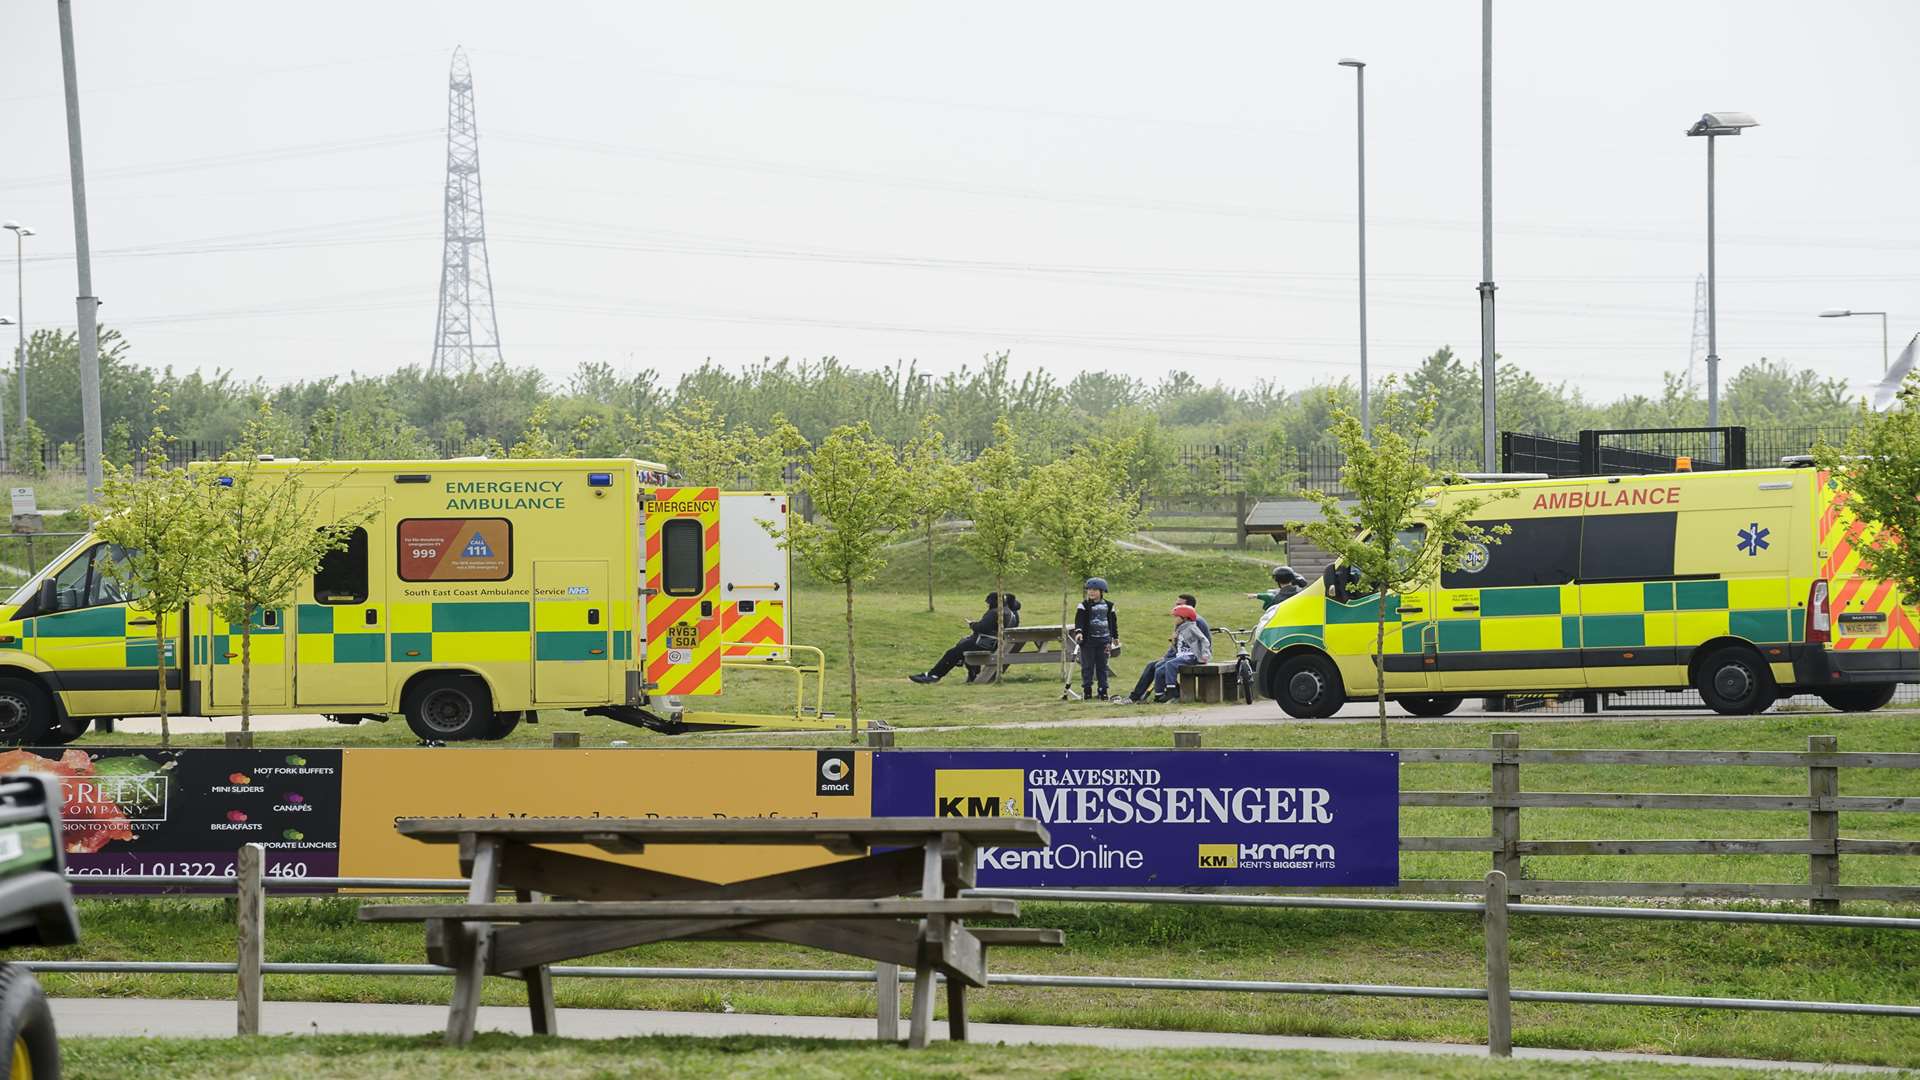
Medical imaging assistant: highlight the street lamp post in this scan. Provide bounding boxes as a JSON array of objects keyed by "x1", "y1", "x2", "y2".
[
  {"x1": 1818, "y1": 309, "x2": 1889, "y2": 373},
  {"x1": 1339, "y1": 58, "x2": 1369, "y2": 436},
  {"x1": 1685, "y1": 112, "x2": 1758, "y2": 430},
  {"x1": 2, "y1": 222, "x2": 30, "y2": 458}
]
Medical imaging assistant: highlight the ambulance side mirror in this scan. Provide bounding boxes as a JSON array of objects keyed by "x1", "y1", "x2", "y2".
[{"x1": 32, "y1": 579, "x2": 55, "y2": 616}]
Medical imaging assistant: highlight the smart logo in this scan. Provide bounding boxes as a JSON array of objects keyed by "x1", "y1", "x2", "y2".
[
  {"x1": 933, "y1": 769, "x2": 1023, "y2": 818},
  {"x1": 815, "y1": 750, "x2": 855, "y2": 796}
]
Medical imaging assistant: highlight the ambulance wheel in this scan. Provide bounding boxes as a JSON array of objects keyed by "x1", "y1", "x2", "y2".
[
  {"x1": 0, "y1": 964, "x2": 59, "y2": 1079},
  {"x1": 43, "y1": 717, "x2": 89, "y2": 746},
  {"x1": 1400, "y1": 694, "x2": 1464, "y2": 718},
  {"x1": 489, "y1": 711, "x2": 524, "y2": 739},
  {"x1": 1272, "y1": 654, "x2": 1345, "y2": 719},
  {"x1": 1695, "y1": 646, "x2": 1776, "y2": 716},
  {"x1": 1818, "y1": 684, "x2": 1897, "y2": 713},
  {"x1": 404, "y1": 675, "x2": 493, "y2": 742},
  {"x1": 0, "y1": 679, "x2": 57, "y2": 747}
]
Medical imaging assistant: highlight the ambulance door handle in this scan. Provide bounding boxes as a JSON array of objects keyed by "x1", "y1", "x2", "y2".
[
  {"x1": 587, "y1": 608, "x2": 601, "y2": 626},
  {"x1": 129, "y1": 618, "x2": 157, "y2": 627},
  {"x1": 365, "y1": 610, "x2": 379, "y2": 627},
  {"x1": 1452, "y1": 604, "x2": 1480, "y2": 612},
  {"x1": 1399, "y1": 606, "x2": 1424, "y2": 615}
]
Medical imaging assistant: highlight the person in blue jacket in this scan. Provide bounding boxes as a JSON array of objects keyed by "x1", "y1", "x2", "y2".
[
  {"x1": 910, "y1": 593, "x2": 1021, "y2": 683},
  {"x1": 1072, "y1": 577, "x2": 1119, "y2": 700}
]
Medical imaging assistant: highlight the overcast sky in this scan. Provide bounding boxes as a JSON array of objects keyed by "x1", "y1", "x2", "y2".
[{"x1": 0, "y1": 1, "x2": 1913, "y2": 402}]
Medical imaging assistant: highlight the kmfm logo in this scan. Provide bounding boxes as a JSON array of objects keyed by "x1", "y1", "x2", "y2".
[
  {"x1": 1199, "y1": 842, "x2": 1336, "y2": 868},
  {"x1": 933, "y1": 769, "x2": 1022, "y2": 818},
  {"x1": 1197, "y1": 843, "x2": 1238, "y2": 869}
]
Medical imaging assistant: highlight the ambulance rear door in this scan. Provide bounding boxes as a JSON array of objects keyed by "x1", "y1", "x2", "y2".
[
  {"x1": 718, "y1": 492, "x2": 790, "y2": 661},
  {"x1": 642, "y1": 487, "x2": 724, "y2": 697}
]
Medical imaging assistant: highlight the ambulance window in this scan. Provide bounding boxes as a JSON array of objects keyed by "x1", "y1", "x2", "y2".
[
  {"x1": 313, "y1": 527, "x2": 369, "y2": 604},
  {"x1": 45, "y1": 546, "x2": 99, "y2": 613},
  {"x1": 1443, "y1": 518, "x2": 1579, "y2": 589},
  {"x1": 662, "y1": 518, "x2": 704, "y2": 597},
  {"x1": 1580, "y1": 513, "x2": 1676, "y2": 581}
]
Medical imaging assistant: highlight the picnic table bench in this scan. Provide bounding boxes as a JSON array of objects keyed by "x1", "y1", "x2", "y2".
[
  {"x1": 360, "y1": 816, "x2": 1059, "y2": 1048},
  {"x1": 1178, "y1": 661, "x2": 1241, "y2": 703},
  {"x1": 965, "y1": 625, "x2": 1122, "y2": 683}
]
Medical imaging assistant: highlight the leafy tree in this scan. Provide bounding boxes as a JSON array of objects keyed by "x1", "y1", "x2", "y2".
[
  {"x1": 1816, "y1": 387, "x2": 1920, "y2": 605},
  {"x1": 201, "y1": 405, "x2": 367, "y2": 734},
  {"x1": 1295, "y1": 384, "x2": 1508, "y2": 746},
  {"x1": 767, "y1": 423, "x2": 906, "y2": 736},
  {"x1": 9, "y1": 419, "x2": 46, "y2": 479},
  {"x1": 897, "y1": 415, "x2": 966, "y2": 612},
  {"x1": 959, "y1": 418, "x2": 1033, "y2": 674},
  {"x1": 1028, "y1": 441, "x2": 1142, "y2": 694},
  {"x1": 85, "y1": 419, "x2": 211, "y2": 745}
]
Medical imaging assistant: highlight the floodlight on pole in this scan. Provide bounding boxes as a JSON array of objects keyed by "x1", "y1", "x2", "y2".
[
  {"x1": 1338, "y1": 58, "x2": 1369, "y2": 436},
  {"x1": 1685, "y1": 111, "x2": 1757, "y2": 430},
  {"x1": 1819, "y1": 309, "x2": 1890, "y2": 373}
]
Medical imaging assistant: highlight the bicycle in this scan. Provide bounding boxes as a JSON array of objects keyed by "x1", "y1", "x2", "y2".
[{"x1": 1210, "y1": 626, "x2": 1258, "y2": 706}]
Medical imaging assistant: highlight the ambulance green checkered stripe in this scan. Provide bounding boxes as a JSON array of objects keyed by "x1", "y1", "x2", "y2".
[
  {"x1": 1561, "y1": 615, "x2": 1580, "y2": 649},
  {"x1": 1325, "y1": 597, "x2": 1398, "y2": 624},
  {"x1": 1438, "y1": 621, "x2": 1480, "y2": 652},
  {"x1": 1643, "y1": 582, "x2": 1675, "y2": 611},
  {"x1": 390, "y1": 633, "x2": 432, "y2": 661},
  {"x1": 1582, "y1": 614, "x2": 1643, "y2": 648},
  {"x1": 1731, "y1": 609, "x2": 1790, "y2": 644},
  {"x1": 297, "y1": 604, "x2": 334, "y2": 634},
  {"x1": 1676, "y1": 580, "x2": 1730, "y2": 610},
  {"x1": 331, "y1": 634, "x2": 384, "y2": 663},
  {"x1": 537, "y1": 630, "x2": 608, "y2": 661},
  {"x1": 614, "y1": 631, "x2": 631, "y2": 661},
  {"x1": 123, "y1": 640, "x2": 177, "y2": 668},
  {"x1": 1258, "y1": 627, "x2": 1325, "y2": 650},
  {"x1": 431, "y1": 602, "x2": 529, "y2": 633},
  {"x1": 1479, "y1": 587, "x2": 1561, "y2": 617},
  {"x1": 36, "y1": 607, "x2": 124, "y2": 637}
]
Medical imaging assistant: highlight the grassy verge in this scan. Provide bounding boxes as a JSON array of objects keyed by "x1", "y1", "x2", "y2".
[
  {"x1": 62, "y1": 1033, "x2": 1847, "y2": 1080},
  {"x1": 27, "y1": 886, "x2": 1920, "y2": 1068}
]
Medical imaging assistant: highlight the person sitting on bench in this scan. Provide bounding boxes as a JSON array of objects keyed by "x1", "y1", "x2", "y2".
[
  {"x1": 910, "y1": 593, "x2": 1021, "y2": 684},
  {"x1": 1123, "y1": 603, "x2": 1210, "y2": 703}
]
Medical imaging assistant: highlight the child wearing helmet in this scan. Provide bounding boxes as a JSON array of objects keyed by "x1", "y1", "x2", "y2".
[
  {"x1": 1124, "y1": 603, "x2": 1210, "y2": 704},
  {"x1": 1072, "y1": 577, "x2": 1120, "y2": 700}
]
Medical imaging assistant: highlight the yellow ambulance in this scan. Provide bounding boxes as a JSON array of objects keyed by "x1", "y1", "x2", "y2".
[
  {"x1": 1254, "y1": 464, "x2": 1919, "y2": 718},
  {"x1": 0, "y1": 458, "x2": 821, "y2": 744}
]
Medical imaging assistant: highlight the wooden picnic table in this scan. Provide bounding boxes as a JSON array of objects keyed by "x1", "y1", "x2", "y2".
[
  {"x1": 965, "y1": 624, "x2": 1123, "y2": 683},
  {"x1": 361, "y1": 816, "x2": 1053, "y2": 1048}
]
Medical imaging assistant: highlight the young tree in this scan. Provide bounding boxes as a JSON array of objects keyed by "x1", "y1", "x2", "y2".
[
  {"x1": 201, "y1": 406, "x2": 367, "y2": 734},
  {"x1": 1295, "y1": 385, "x2": 1508, "y2": 747},
  {"x1": 84, "y1": 420, "x2": 211, "y2": 746},
  {"x1": 1029, "y1": 441, "x2": 1143, "y2": 696},
  {"x1": 897, "y1": 414, "x2": 967, "y2": 612},
  {"x1": 767, "y1": 422, "x2": 907, "y2": 737},
  {"x1": 959, "y1": 418, "x2": 1033, "y2": 674},
  {"x1": 1815, "y1": 387, "x2": 1920, "y2": 601}
]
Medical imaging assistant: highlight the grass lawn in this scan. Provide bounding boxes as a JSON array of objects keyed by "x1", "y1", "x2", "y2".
[
  {"x1": 34, "y1": 547, "x2": 1920, "y2": 1067},
  {"x1": 61, "y1": 1033, "x2": 1849, "y2": 1080}
]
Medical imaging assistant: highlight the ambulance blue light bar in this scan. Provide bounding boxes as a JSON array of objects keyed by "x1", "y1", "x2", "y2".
[{"x1": 587, "y1": 472, "x2": 613, "y2": 487}]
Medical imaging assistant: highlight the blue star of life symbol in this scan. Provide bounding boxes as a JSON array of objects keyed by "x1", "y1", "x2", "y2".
[
  {"x1": 1737, "y1": 523, "x2": 1770, "y2": 557},
  {"x1": 462, "y1": 533, "x2": 493, "y2": 558}
]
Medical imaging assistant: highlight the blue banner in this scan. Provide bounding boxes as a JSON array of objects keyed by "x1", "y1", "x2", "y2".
[{"x1": 872, "y1": 749, "x2": 1398, "y2": 887}]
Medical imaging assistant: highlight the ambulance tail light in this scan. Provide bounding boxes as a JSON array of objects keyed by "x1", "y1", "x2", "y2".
[{"x1": 1807, "y1": 579, "x2": 1832, "y2": 644}]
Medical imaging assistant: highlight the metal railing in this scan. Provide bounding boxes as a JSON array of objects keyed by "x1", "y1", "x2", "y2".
[{"x1": 31, "y1": 847, "x2": 1920, "y2": 1058}]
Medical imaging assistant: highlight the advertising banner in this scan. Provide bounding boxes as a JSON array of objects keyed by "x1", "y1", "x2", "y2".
[
  {"x1": 0, "y1": 747, "x2": 343, "y2": 881},
  {"x1": 338, "y1": 747, "x2": 870, "y2": 883},
  {"x1": 872, "y1": 749, "x2": 1398, "y2": 887}
]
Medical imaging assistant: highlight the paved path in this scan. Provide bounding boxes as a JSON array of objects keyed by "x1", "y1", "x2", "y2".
[{"x1": 48, "y1": 998, "x2": 1897, "y2": 1073}]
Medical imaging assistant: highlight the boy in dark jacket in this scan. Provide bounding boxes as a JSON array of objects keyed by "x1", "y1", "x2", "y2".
[
  {"x1": 911, "y1": 593, "x2": 1022, "y2": 683},
  {"x1": 1071, "y1": 577, "x2": 1119, "y2": 700}
]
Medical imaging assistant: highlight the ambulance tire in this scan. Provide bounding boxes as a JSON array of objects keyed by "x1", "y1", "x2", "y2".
[
  {"x1": 43, "y1": 717, "x2": 89, "y2": 746},
  {"x1": 1272, "y1": 653, "x2": 1345, "y2": 720},
  {"x1": 489, "y1": 711, "x2": 523, "y2": 739},
  {"x1": 1694, "y1": 646, "x2": 1776, "y2": 716},
  {"x1": 403, "y1": 675, "x2": 493, "y2": 742},
  {"x1": 0, "y1": 679, "x2": 57, "y2": 747},
  {"x1": 1399, "y1": 694, "x2": 1464, "y2": 718},
  {"x1": 1818, "y1": 684, "x2": 1898, "y2": 713}
]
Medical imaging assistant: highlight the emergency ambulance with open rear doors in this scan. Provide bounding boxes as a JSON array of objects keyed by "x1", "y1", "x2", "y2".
[
  {"x1": 0, "y1": 458, "x2": 837, "y2": 744},
  {"x1": 1254, "y1": 463, "x2": 1920, "y2": 718}
]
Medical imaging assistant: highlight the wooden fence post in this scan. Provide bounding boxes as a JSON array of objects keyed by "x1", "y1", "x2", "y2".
[
  {"x1": 1808, "y1": 734, "x2": 1839, "y2": 914},
  {"x1": 551, "y1": 731, "x2": 580, "y2": 749},
  {"x1": 1174, "y1": 731, "x2": 1202, "y2": 750},
  {"x1": 1483, "y1": 870, "x2": 1512, "y2": 1057},
  {"x1": 236, "y1": 843, "x2": 265, "y2": 1035},
  {"x1": 1491, "y1": 733, "x2": 1520, "y2": 899},
  {"x1": 1234, "y1": 492, "x2": 1249, "y2": 550},
  {"x1": 875, "y1": 963, "x2": 900, "y2": 1042}
]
